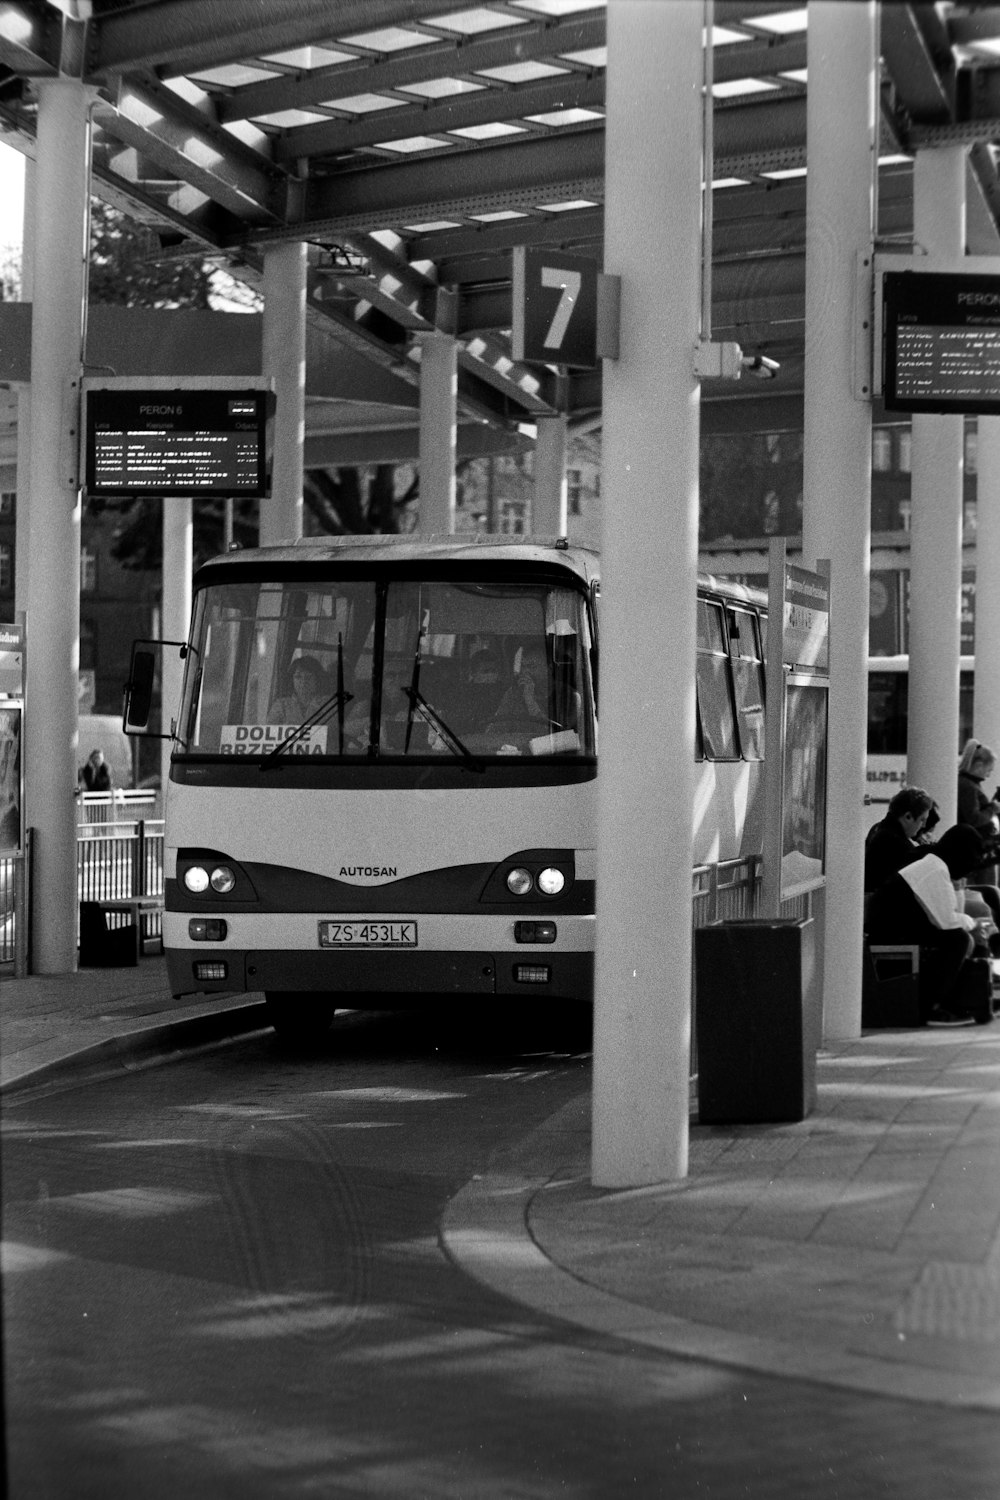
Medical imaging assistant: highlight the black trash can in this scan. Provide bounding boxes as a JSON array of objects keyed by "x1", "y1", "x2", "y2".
[{"x1": 694, "y1": 916, "x2": 818, "y2": 1124}]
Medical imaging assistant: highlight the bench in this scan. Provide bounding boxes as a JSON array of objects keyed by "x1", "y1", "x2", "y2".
[{"x1": 79, "y1": 896, "x2": 164, "y2": 967}]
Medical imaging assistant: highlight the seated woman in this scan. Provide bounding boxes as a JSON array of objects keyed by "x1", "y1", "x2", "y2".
[
  {"x1": 267, "y1": 656, "x2": 327, "y2": 725},
  {"x1": 866, "y1": 825, "x2": 993, "y2": 1028}
]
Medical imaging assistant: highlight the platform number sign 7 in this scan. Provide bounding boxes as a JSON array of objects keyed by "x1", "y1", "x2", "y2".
[{"x1": 512, "y1": 247, "x2": 599, "y2": 368}]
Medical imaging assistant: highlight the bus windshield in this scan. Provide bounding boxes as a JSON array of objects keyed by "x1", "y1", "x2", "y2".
[{"x1": 177, "y1": 572, "x2": 596, "y2": 761}]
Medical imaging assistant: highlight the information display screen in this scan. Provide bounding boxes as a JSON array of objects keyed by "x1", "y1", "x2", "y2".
[
  {"x1": 882, "y1": 271, "x2": 1000, "y2": 414},
  {"x1": 84, "y1": 388, "x2": 271, "y2": 498}
]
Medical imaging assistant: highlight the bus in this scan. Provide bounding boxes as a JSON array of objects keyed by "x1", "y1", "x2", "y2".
[
  {"x1": 865, "y1": 654, "x2": 975, "y2": 829},
  {"x1": 124, "y1": 535, "x2": 768, "y2": 1041}
]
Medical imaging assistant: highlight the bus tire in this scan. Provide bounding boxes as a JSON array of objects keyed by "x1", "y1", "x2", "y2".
[{"x1": 265, "y1": 992, "x2": 335, "y2": 1044}]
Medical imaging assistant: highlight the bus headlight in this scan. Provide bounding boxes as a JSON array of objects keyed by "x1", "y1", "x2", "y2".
[
  {"x1": 184, "y1": 866, "x2": 210, "y2": 893},
  {"x1": 506, "y1": 868, "x2": 534, "y2": 896},
  {"x1": 210, "y1": 866, "x2": 236, "y2": 893},
  {"x1": 537, "y1": 867, "x2": 565, "y2": 896}
]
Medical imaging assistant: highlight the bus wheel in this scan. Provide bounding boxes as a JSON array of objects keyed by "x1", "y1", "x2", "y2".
[{"x1": 265, "y1": 992, "x2": 335, "y2": 1044}]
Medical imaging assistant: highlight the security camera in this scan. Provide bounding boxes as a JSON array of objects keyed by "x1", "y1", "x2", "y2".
[{"x1": 741, "y1": 354, "x2": 780, "y2": 380}]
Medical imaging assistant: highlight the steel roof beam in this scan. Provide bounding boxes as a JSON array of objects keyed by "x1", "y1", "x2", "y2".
[
  {"x1": 271, "y1": 72, "x2": 605, "y2": 163},
  {"x1": 0, "y1": 0, "x2": 58, "y2": 75},
  {"x1": 216, "y1": 13, "x2": 606, "y2": 126},
  {"x1": 87, "y1": 0, "x2": 472, "y2": 80},
  {"x1": 880, "y1": 1, "x2": 955, "y2": 123},
  {"x1": 93, "y1": 79, "x2": 280, "y2": 223}
]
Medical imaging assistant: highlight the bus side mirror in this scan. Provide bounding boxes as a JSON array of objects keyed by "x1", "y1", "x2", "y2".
[{"x1": 123, "y1": 645, "x2": 156, "y2": 731}]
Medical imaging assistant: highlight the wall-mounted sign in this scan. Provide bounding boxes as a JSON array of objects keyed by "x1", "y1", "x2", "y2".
[
  {"x1": 83, "y1": 378, "x2": 272, "y2": 498},
  {"x1": 511, "y1": 247, "x2": 599, "y2": 368},
  {"x1": 0, "y1": 620, "x2": 24, "y2": 697},
  {"x1": 875, "y1": 255, "x2": 1000, "y2": 415}
]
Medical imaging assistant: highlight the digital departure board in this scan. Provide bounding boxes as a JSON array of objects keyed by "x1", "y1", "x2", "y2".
[
  {"x1": 881, "y1": 270, "x2": 1000, "y2": 415},
  {"x1": 84, "y1": 387, "x2": 271, "y2": 498}
]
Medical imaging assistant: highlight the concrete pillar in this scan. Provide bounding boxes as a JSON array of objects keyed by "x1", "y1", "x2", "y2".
[
  {"x1": 416, "y1": 332, "x2": 457, "y2": 534},
  {"x1": 592, "y1": 0, "x2": 702, "y2": 1187},
  {"x1": 24, "y1": 81, "x2": 92, "y2": 973},
  {"x1": 14, "y1": 155, "x2": 33, "y2": 618},
  {"x1": 260, "y1": 240, "x2": 306, "y2": 545},
  {"x1": 907, "y1": 148, "x2": 967, "y2": 824},
  {"x1": 800, "y1": 0, "x2": 878, "y2": 1042},
  {"x1": 160, "y1": 499, "x2": 193, "y2": 798},
  {"x1": 534, "y1": 414, "x2": 568, "y2": 535},
  {"x1": 974, "y1": 420, "x2": 1000, "y2": 755}
]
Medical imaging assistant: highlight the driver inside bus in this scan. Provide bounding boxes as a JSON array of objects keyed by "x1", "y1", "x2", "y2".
[{"x1": 267, "y1": 656, "x2": 327, "y2": 725}]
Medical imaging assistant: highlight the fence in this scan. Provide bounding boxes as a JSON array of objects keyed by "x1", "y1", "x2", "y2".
[{"x1": 0, "y1": 817, "x2": 165, "y2": 970}]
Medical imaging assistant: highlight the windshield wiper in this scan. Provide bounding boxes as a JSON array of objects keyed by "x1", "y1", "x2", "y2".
[
  {"x1": 399, "y1": 685, "x2": 482, "y2": 770},
  {"x1": 259, "y1": 685, "x2": 354, "y2": 769}
]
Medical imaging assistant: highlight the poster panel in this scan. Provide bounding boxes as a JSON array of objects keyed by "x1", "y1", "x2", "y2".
[
  {"x1": 0, "y1": 703, "x2": 22, "y2": 851},
  {"x1": 781, "y1": 680, "x2": 828, "y2": 900}
]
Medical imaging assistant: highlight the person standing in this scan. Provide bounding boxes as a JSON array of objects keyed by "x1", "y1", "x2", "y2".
[
  {"x1": 957, "y1": 738, "x2": 1000, "y2": 885},
  {"x1": 78, "y1": 747, "x2": 112, "y2": 793}
]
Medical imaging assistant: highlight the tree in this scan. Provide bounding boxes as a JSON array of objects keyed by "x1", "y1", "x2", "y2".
[
  {"x1": 88, "y1": 200, "x2": 215, "y2": 309},
  {"x1": 303, "y1": 465, "x2": 418, "y2": 536}
]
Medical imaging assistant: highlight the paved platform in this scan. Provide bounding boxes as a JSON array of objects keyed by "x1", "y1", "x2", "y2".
[{"x1": 2, "y1": 961, "x2": 999, "y2": 1413}]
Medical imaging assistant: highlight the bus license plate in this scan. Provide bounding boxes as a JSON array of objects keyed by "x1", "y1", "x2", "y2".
[{"x1": 318, "y1": 921, "x2": 417, "y2": 948}]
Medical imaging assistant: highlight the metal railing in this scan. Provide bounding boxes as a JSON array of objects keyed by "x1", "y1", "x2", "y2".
[{"x1": 0, "y1": 817, "x2": 165, "y2": 971}]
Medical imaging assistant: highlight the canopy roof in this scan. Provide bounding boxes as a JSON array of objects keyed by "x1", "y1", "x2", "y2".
[{"x1": 2, "y1": 1, "x2": 1000, "y2": 451}]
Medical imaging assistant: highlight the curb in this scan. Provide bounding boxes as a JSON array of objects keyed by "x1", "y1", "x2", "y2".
[
  {"x1": 440, "y1": 1098, "x2": 1000, "y2": 1414},
  {"x1": 0, "y1": 1000, "x2": 270, "y2": 1099}
]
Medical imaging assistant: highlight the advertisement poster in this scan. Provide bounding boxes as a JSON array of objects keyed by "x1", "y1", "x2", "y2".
[
  {"x1": 781, "y1": 682, "x2": 827, "y2": 898},
  {"x1": 0, "y1": 703, "x2": 22, "y2": 851}
]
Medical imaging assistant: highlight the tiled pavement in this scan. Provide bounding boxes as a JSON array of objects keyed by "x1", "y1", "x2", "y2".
[{"x1": 2, "y1": 960, "x2": 999, "y2": 1413}]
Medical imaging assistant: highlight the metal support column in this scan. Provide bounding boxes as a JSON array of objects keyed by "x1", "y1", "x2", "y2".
[
  {"x1": 907, "y1": 148, "x2": 967, "y2": 825},
  {"x1": 800, "y1": 0, "x2": 877, "y2": 1041},
  {"x1": 974, "y1": 420, "x2": 1000, "y2": 754},
  {"x1": 24, "y1": 80, "x2": 91, "y2": 973},
  {"x1": 260, "y1": 240, "x2": 306, "y2": 545},
  {"x1": 592, "y1": 0, "x2": 702, "y2": 1187},
  {"x1": 534, "y1": 413, "x2": 568, "y2": 536},
  {"x1": 416, "y1": 333, "x2": 457, "y2": 535},
  {"x1": 160, "y1": 499, "x2": 192, "y2": 798}
]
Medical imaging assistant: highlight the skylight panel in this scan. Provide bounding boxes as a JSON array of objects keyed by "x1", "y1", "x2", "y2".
[
  {"x1": 259, "y1": 46, "x2": 355, "y2": 69},
  {"x1": 404, "y1": 221, "x2": 462, "y2": 232},
  {"x1": 751, "y1": 9, "x2": 808, "y2": 35},
  {"x1": 470, "y1": 210, "x2": 530, "y2": 221},
  {"x1": 512, "y1": 0, "x2": 606, "y2": 14},
  {"x1": 524, "y1": 107, "x2": 604, "y2": 127},
  {"x1": 713, "y1": 177, "x2": 750, "y2": 189},
  {"x1": 712, "y1": 78, "x2": 780, "y2": 99},
  {"x1": 425, "y1": 8, "x2": 525, "y2": 34},
  {"x1": 376, "y1": 136, "x2": 453, "y2": 153},
  {"x1": 448, "y1": 121, "x2": 527, "y2": 139},
  {"x1": 342, "y1": 27, "x2": 436, "y2": 53},
  {"x1": 779, "y1": 69, "x2": 808, "y2": 84},
  {"x1": 475, "y1": 61, "x2": 570, "y2": 84},
  {"x1": 762, "y1": 166, "x2": 807, "y2": 180},
  {"x1": 558, "y1": 47, "x2": 607, "y2": 68},
  {"x1": 537, "y1": 198, "x2": 599, "y2": 212},
  {"x1": 708, "y1": 26, "x2": 753, "y2": 46},
  {"x1": 188, "y1": 63, "x2": 282, "y2": 87},
  {"x1": 319, "y1": 94, "x2": 408, "y2": 114},
  {"x1": 250, "y1": 107, "x2": 335, "y2": 127},
  {"x1": 397, "y1": 78, "x2": 486, "y2": 98}
]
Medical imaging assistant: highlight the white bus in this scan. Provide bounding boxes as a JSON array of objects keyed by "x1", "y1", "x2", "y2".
[
  {"x1": 865, "y1": 654, "x2": 975, "y2": 828},
  {"x1": 125, "y1": 535, "x2": 768, "y2": 1041}
]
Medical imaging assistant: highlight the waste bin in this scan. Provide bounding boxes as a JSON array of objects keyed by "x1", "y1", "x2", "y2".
[{"x1": 694, "y1": 916, "x2": 818, "y2": 1124}]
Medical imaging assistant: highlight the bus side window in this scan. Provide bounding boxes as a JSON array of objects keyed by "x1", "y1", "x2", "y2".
[
  {"x1": 696, "y1": 599, "x2": 739, "y2": 761},
  {"x1": 728, "y1": 607, "x2": 765, "y2": 761}
]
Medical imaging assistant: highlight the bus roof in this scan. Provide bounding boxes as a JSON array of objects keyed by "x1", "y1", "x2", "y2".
[
  {"x1": 195, "y1": 534, "x2": 601, "y2": 587},
  {"x1": 195, "y1": 535, "x2": 768, "y2": 610}
]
